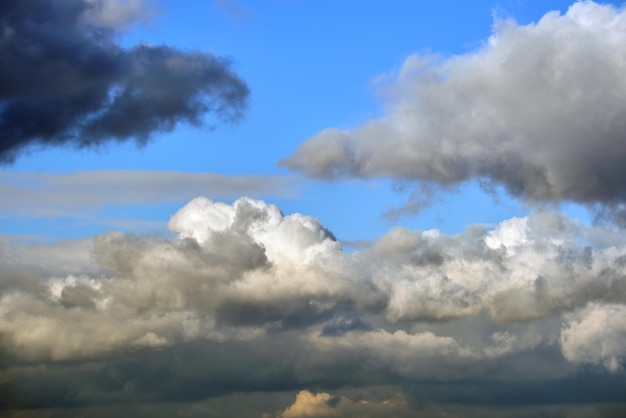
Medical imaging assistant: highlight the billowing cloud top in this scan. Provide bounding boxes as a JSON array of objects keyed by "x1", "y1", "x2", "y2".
[
  {"x1": 282, "y1": 1, "x2": 626, "y2": 221},
  {"x1": 2, "y1": 197, "x2": 626, "y2": 412},
  {"x1": 0, "y1": 0, "x2": 249, "y2": 162}
]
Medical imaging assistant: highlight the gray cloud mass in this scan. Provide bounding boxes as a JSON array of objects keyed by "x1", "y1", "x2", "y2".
[
  {"x1": 281, "y1": 1, "x2": 626, "y2": 223},
  {"x1": 0, "y1": 0, "x2": 249, "y2": 162},
  {"x1": 2, "y1": 197, "x2": 626, "y2": 414}
]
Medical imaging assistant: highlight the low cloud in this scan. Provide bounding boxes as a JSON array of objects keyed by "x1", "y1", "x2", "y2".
[
  {"x1": 2, "y1": 197, "x2": 626, "y2": 413},
  {"x1": 275, "y1": 390, "x2": 412, "y2": 418},
  {"x1": 0, "y1": 0, "x2": 248, "y2": 162},
  {"x1": 281, "y1": 1, "x2": 626, "y2": 223},
  {"x1": 561, "y1": 303, "x2": 626, "y2": 372}
]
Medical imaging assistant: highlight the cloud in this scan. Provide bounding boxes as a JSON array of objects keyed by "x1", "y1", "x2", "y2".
[
  {"x1": 2, "y1": 197, "x2": 626, "y2": 412},
  {"x1": 213, "y1": 0, "x2": 251, "y2": 21},
  {"x1": 0, "y1": 170, "x2": 295, "y2": 218},
  {"x1": 277, "y1": 391, "x2": 339, "y2": 418},
  {"x1": 275, "y1": 390, "x2": 412, "y2": 418},
  {"x1": 82, "y1": 0, "x2": 160, "y2": 30},
  {"x1": 561, "y1": 303, "x2": 626, "y2": 372},
  {"x1": 0, "y1": 235, "x2": 97, "y2": 279},
  {"x1": 2, "y1": 198, "x2": 626, "y2": 360},
  {"x1": 0, "y1": 0, "x2": 248, "y2": 163},
  {"x1": 281, "y1": 1, "x2": 626, "y2": 222}
]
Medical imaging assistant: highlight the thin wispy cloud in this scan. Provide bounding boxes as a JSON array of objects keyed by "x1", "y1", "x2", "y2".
[
  {"x1": 0, "y1": 170, "x2": 295, "y2": 215},
  {"x1": 213, "y1": 0, "x2": 252, "y2": 21}
]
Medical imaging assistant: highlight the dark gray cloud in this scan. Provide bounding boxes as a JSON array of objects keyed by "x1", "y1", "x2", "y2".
[
  {"x1": 281, "y1": 1, "x2": 626, "y2": 223},
  {"x1": 0, "y1": 0, "x2": 248, "y2": 162},
  {"x1": 2, "y1": 197, "x2": 626, "y2": 414}
]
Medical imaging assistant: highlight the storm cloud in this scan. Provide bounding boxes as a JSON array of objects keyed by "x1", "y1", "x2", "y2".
[
  {"x1": 2, "y1": 197, "x2": 626, "y2": 414},
  {"x1": 0, "y1": 0, "x2": 249, "y2": 162},
  {"x1": 282, "y1": 1, "x2": 626, "y2": 222}
]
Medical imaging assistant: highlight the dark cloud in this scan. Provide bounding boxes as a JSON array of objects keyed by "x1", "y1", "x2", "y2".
[
  {"x1": 0, "y1": 0, "x2": 248, "y2": 162},
  {"x1": 281, "y1": 1, "x2": 626, "y2": 222}
]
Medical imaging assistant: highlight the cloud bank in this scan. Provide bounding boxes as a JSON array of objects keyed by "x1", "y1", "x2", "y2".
[
  {"x1": 0, "y1": 0, "x2": 249, "y2": 162},
  {"x1": 282, "y1": 1, "x2": 626, "y2": 222},
  {"x1": 2, "y1": 197, "x2": 626, "y2": 414}
]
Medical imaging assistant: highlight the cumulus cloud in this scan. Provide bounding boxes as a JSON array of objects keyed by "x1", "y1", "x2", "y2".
[
  {"x1": 561, "y1": 303, "x2": 626, "y2": 371},
  {"x1": 1, "y1": 198, "x2": 625, "y2": 358},
  {"x1": 2, "y1": 197, "x2": 626, "y2": 412},
  {"x1": 275, "y1": 390, "x2": 412, "y2": 418},
  {"x1": 0, "y1": 0, "x2": 248, "y2": 163},
  {"x1": 278, "y1": 391, "x2": 340, "y2": 418},
  {"x1": 281, "y1": 1, "x2": 626, "y2": 222}
]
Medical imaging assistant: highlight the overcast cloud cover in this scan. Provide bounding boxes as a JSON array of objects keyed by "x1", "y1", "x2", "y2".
[{"x1": 3, "y1": 1, "x2": 626, "y2": 417}]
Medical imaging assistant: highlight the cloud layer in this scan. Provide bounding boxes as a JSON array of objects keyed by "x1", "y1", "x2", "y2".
[
  {"x1": 2, "y1": 197, "x2": 626, "y2": 413},
  {"x1": 0, "y1": 0, "x2": 248, "y2": 162},
  {"x1": 0, "y1": 169, "x2": 294, "y2": 218},
  {"x1": 282, "y1": 1, "x2": 626, "y2": 221}
]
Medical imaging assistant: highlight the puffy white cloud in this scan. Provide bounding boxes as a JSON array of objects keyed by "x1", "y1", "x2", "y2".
[{"x1": 169, "y1": 197, "x2": 336, "y2": 265}]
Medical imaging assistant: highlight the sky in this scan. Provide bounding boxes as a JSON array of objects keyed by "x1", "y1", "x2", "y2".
[{"x1": 2, "y1": 0, "x2": 626, "y2": 416}]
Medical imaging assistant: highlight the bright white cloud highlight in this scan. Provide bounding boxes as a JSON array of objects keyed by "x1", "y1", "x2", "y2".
[{"x1": 1, "y1": 197, "x2": 626, "y2": 374}]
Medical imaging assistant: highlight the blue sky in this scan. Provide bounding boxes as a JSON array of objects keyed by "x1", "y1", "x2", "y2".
[
  {"x1": 2, "y1": 0, "x2": 597, "y2": 242},
  {"x1": 3, "y1": 1, "x2": 626, "y2": 416}
]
